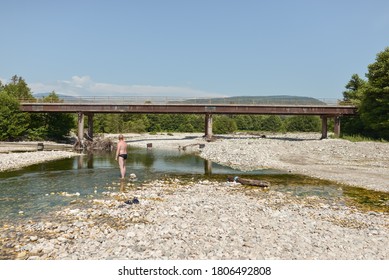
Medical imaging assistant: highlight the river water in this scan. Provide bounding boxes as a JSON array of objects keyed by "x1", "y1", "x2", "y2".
[{"x1": 0, "y1": 147, "x2": 388, "y2": 224}]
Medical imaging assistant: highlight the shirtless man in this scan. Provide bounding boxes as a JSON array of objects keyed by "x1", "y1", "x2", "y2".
[{"x1": 115, "y1": 134, "x2": 128, "y2": 179}]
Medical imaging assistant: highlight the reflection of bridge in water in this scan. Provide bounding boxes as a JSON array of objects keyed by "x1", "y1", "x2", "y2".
[{"x1": 20, "y1": 96, "x2": 357, "y2": 144}]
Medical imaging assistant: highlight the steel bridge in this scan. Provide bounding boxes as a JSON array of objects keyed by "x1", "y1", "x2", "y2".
[{"x1": 20, "y1": 98, "x2": 357, "y2": 143}]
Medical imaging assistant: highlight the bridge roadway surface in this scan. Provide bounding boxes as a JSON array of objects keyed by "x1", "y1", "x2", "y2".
[
  {"x1": 20, "y1": 101, "x2": 357, "y2": 140},
  {"x1": 20, "y1": 102, "x2": 356, "y2": 114}
]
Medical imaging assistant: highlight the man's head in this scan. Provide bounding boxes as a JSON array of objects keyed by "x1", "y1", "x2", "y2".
[{"x1": 119, "y1": 134, "x2": 124, "y2": 140}]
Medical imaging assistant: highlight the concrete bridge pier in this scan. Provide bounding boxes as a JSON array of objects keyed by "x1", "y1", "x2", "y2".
[
  {"x1": 77, "y1": 112, "x2": 84, "y2": 148},
  {"x1": 321, "y1": 115, "x2": 341, "y2": 139},
  {"x1": 86, "y1": 113, "x2": 94, "y2": 140},
  {"x1": 321, "y1": 115, "x2": 328, "y2": 139},
  {"x1": 205, "y1": 113, "x2": 213, "y2": 140}
]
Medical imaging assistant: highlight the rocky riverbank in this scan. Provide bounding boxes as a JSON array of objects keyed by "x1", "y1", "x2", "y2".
[
  {"x1": 120, "y1": 132, "x2": 389, "y2": 193},
  {"x1": 2, "y1": 178, "x2": 388, "y2": 260},
  {"x1": 200, "y1": 133, "x2": 389, "y2": 193}
]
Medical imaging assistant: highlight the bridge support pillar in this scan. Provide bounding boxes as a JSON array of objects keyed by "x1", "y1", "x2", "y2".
[
  {"x1": 86, "y1": 113, "x2": 94, "y2": 140},
  {"x1": 77, "y1": 112, "x2": 84, "y2": 148},
  {"x1": 334, "y1": 116, "x2": 341, "y2": 137},
  {"x1": 205, "y1": 113, "x2": 213, "y2": 140},
  {"x1": 321, "y1": 115, "x2": 328, "y2": 139}
]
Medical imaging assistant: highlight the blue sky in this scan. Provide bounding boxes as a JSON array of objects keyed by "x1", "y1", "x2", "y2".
[{"x1": 1, "y1": 0, "x2": 388, "y2": 99}]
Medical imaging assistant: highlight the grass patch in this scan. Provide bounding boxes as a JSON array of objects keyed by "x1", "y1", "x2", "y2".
[{"x1": 338, "y1": 134, "x2": 387, "y2": 143}]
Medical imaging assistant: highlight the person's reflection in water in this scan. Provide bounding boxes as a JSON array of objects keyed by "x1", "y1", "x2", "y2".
[{"x1": 120, "y1": 179, "x2": 126, "y2": 193}]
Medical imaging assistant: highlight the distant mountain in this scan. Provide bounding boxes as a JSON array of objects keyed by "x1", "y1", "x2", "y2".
[
  {"x1": 31, "y1": 93, "x2": 328, "y2": 105},
  {"x1": 176, "y1": 95, "x2": 327, "y2": 105}
]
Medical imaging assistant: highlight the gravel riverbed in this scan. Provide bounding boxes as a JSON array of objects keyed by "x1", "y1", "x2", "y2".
[
  {"x1": 0, "y1": 133, "x2": 388, "y2": 260},
  {"x1": 2, "y1": 179, "x2": 388, "y2": 260}
]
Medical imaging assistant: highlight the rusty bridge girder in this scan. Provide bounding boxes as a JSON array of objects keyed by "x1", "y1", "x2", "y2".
[{"x1": 20, "y1": 103, "x2": 357, "y2": 115}]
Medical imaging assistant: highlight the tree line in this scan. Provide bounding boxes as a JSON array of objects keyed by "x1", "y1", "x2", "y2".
[
  {"x1": 92, "y1": 113, "x2": 322, "y2": 135},
  {"x1": 1, "y1": 46, "x2": 388, "y2": 141}
]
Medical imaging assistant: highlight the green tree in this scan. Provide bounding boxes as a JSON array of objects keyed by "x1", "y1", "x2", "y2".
[
  {"x1": 234, "y1": 115, "x2": 254, "y2": 130},
  {"x1": 285, "y1": 116, "x2": 321, "y2": 132},
  {"x1": 251, "y1": 115, "x2": 265, "y2": 130},
  {"x1": 261, "y1": 115, "x2": 283, "y2": 131},
  {"x1": 0, "y1": 91, "x2": 29, "y2": 140},
  {"x1": 359, "y1": 47, "x2": 389, "y2": 140},
  {"x1": 126, "y1": 115, "x2": 149, "y2": 133},
  {"x1": 213, "y1": 115, "x2": 237, "y2": 134},
  {"x1": 93, "y1": 114, "x2": 109, "y2": 133},
  {"x1": 341, "y1": 74, "x2": 367, "y2": 136},
  {"x1": 185, "y1": 114, "x2": 204, "y2": 132},
  {"x1": 342, "y1": 74, "x2": 366, "y2": 105},
  {"x1": 147, "y1": 114, "x2": 162, "y2": 132},
  {"x1": 3, "y1": 75, "x2": 34, "y2": 100}
]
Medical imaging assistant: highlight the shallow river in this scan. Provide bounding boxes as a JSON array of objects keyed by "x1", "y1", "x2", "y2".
[{"x1": 0, "y1": 147, "x2": 388, "y2": 224}]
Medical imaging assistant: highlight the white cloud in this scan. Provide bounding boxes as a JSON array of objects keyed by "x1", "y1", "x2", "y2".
[
  {"x1": 0, "y1": 77, "x2": 7, "y2": 84},
  {"x1": 29, "y1": 75, "x2": 227, "y2": 99}
]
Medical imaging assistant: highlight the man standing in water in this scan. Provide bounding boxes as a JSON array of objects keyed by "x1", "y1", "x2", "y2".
[{"x1": 115, "y1": 134, "x2": 128, "y2": 179}]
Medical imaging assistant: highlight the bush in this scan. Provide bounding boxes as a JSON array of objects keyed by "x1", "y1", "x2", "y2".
[
  {"x1": 285, "y1": 116, "x2": 321, "y2": 132},
  {"x1": 214, "y1": 115, "x2": 237, "y2": 134}
]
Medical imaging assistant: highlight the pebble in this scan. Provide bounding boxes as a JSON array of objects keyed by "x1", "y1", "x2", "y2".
[{"x1": 29, "y1": 236, "x2": 38, "y2": 242}]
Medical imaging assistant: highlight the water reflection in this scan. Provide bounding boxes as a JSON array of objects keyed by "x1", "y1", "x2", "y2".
[
  {"x1": 204, "y1": 159, "x2": 213, "y2": 175},
  {"x1": 120, "y1": 179, "x2": 126, "y2": 193}
]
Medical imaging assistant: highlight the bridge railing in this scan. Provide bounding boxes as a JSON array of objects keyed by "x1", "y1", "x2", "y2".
[{"x1": 19, "y1": 96, "x2": 352, "y2": 106}]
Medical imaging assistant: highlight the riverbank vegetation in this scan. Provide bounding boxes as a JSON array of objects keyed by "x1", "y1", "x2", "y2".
[
  {"x1": 340, "y1": 46, "x2": 389, "y2": 141},
  {"x1": 0, "y1": 76, "x2": 75, "y2": 141}
]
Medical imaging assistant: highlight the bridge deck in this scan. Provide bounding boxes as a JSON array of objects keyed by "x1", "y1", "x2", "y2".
[{"x1": 20, "y1": 103, "x2": 357, "y2": 116}]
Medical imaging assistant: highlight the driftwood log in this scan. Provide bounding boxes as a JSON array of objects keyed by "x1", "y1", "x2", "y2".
[{"x1": 227, "y1": 176, "x2": 270, "y2": 188}]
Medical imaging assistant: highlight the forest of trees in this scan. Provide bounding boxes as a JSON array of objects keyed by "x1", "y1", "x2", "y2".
[
  {"x1": 0, "y1": 76, "x2": 75, "y2": 141},
  {"x1": 1, "y1": 46, "x2": 388, "y2": 141}
]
